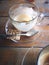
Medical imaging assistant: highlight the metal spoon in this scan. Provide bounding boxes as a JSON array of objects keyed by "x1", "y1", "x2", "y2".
[
  {"x1": 17, "y1": 30, "x2": 38, "y2": 36},
  {"x1": 0, "y1": 30, "x2": 38, "y2": 39}
]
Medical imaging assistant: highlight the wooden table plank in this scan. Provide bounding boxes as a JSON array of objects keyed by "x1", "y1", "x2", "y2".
[
  {"x1": 0, "y1": 47, "x2": 42, "y2": 65},
  {"x1": 0, "y1": 0, "x2": 26, "y2": 16},
  {"x1": 0, "y1": 17, "x2": 49, "y2": 47}
]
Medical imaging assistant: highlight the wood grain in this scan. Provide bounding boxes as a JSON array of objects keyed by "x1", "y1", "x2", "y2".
[
  {"x1": 0, "y1": 0, "x2": 26, "y2": 16},
  {"x1": 0, "y1": 47, "x2": 41, "y2": 65}
]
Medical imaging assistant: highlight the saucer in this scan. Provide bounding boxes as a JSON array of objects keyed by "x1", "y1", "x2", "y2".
[{"x1": 5, "y1": 19, "x2": 40, "y2": 43}]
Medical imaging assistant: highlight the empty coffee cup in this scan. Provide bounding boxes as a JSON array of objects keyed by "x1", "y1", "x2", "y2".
[{"x1": 9, "y1": 3, "x2": 44, "y2": 32}]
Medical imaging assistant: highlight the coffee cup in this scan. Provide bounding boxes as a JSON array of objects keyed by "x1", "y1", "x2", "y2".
[
  {"x1": 37, "y1": 45, "x2": 49, "y2": 65},
  {"x1": 9, "y1": 3, "x2": 44, "y2": 32}
]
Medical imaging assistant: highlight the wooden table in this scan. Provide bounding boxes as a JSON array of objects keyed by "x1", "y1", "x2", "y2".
[
  {"x1": 0, "y1": 0, "x2": 49, "y2": 47},
  {"x1": 0, "y1": 0, "x2": 49, "y2": 65}
]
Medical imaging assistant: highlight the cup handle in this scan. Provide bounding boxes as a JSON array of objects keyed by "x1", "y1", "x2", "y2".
[{"x1": 36, "y1": 13, "x2": 44, "y2": 25}]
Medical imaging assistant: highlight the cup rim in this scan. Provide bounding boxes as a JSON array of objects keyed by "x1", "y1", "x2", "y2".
[{"x1": 36, "y1": 45, "x2": 49, "y2": 65}]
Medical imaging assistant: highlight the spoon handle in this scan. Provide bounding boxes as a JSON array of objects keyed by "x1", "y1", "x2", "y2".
[
  {"x1": 0, "y1": 31, "x2": 38, "y2": 39},
  {"x1": 0, "y1": 34, "x2": 26, "y2": 39},
  {"x1": 0, "y1": 34, "x2": 13, "y2": 39}
]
